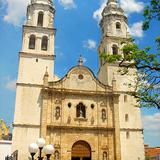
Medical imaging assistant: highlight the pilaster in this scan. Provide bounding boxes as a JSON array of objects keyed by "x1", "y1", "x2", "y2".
[
  {"x1": 40, "y1": 90, "x2": 49, "y2": 138},
  {"x1": 113, "y1": 95, "x2": 121, "y2": 160}
]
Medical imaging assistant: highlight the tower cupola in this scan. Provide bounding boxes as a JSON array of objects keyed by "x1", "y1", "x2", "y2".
[{"x1": 98, "y1": 0, "x2": 131, "y2": 68}]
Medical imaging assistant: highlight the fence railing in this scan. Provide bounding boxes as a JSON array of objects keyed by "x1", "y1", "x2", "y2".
[{"x1": 5, "y1": 150, "x2": 18, "y2": 160}]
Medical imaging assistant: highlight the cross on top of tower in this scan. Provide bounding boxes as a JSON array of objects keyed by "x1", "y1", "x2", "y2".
[{"x1": 78, "y1": 55, "x2": 84, "y2": 66}]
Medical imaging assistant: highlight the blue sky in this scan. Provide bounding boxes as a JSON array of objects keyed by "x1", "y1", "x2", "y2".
[{"x1": 0, "y1": 0, "x2": 159, "y2": 146}]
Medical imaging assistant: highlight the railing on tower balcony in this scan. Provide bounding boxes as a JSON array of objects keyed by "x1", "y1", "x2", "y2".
[{"x1": 5, "y1": 150, "x2": 18, "y2": 160}]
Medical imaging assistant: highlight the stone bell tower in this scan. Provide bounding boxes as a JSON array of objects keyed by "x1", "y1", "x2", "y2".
[
  {"x1": 98, "y1": 0, "x2": 145, "y2": 160},
  {"x1": 12, "y1": 0, "x2": 56, "y2": 159}
]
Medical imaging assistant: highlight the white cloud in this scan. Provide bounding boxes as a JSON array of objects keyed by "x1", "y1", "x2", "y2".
[
  {"x1": 120, "y1": 0, "x2": 144, "y2": 15},
  {"x1": 3, "y1": 0, "x2": 29, "y2": 26},
  {"x1": 83, "y1": 57, "x2": 87, "y2": 63},
  {"x1": 142, "y1": 113, "x2": 160, "y2": 130},
  {"x1": 5, "y1": 79, "x2": 16, "y2": 90},
  {"x1": 93, "y1": 0, "x2": 107, "y2": 22},
  {"x1": 2, "y1": 0, "x2": 76, "y2": 26},
  {"x1": 93, "y1": 0, "x2": 144, "y2": 22},
  {"x1": 58, "y1": 0, "x2": 76, "y2": 9},
  {"x1": 129, "y1": 21, "x2": 143, "y2": 37},
  {"x1": 83, "y1": 39, "x2": 97, "y2": 50}
]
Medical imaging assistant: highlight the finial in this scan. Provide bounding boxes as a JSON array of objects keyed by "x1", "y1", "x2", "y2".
[
  {"x1": 43, "y1": 67, "x2": 49, "y2": 86},
  {"x1": 78, "y1": 55, "x2": 84, "y2": 66},
  {"x1": 45, "y1": 67, "x2": 49, "y2": 76}
]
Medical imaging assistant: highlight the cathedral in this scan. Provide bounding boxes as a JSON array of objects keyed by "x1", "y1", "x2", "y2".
[{"x1": 12, "y1": 0, "x2": 145, "y2": 159}]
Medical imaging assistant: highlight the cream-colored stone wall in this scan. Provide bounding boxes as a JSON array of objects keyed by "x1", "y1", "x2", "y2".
[
  {"x1": 17, "y1": 55, "x2": 53, "y2": 84},
  {"x1": 12, "y1": 126, "x2": 40, "y2": 160},
  {"x1": 120, "y1": 131, "x2": 144, "y2": 160},
  {"x1": 98, "y1": 63, "x2": 137, "y2": 92},
  {"x1": 98, "y1": 64, "x2": 144, "y2": 160},
  {"x1": 13, "y1": 85, "x2": 42, "y2": 124}
]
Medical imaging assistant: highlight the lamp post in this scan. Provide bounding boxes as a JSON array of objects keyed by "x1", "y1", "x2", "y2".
[{"x1": 28, "y1": 138, "x2": 54, "y2": 160}]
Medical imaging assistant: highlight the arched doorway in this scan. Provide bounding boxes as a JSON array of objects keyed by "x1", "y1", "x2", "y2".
[{"x1": 71, "y1": 141, "x2": 91, "y2": 160}]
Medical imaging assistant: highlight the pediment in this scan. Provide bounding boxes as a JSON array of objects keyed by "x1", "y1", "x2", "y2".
[{"x1": 49, "y1": 66, "x2": 112, "y2": 92}]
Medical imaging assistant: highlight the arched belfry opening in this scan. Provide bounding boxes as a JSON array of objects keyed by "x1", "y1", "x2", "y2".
[{"x1": 71, "y1": 141, "x2": 91, "y2": 160}]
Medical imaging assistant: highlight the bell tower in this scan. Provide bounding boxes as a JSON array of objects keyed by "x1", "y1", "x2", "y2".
[
  {"x1": 19, "y1": 0, "x2": 55, "y2": 84},
  {"x1": 12, "y1": 0, "x2": 56, "y2": 159},
  {"x1": 98, "y1": 0, "x2": 132, "y2": 89},
  {"x1": 98, "y1": 1, "x2": 145, "y2": 160}
]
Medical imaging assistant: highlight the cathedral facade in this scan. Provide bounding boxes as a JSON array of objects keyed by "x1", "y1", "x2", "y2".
[{"x1": 12, "y1": 0, "x2": 145, "y2": 160}]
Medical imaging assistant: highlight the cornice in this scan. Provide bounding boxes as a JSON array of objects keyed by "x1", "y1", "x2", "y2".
[
  {"x1": 120, "y1": 128, "x2": 143, "y2": 132},
  {"x1": 42, "y1": 87, "x2": 120, "y2": 97},
  {"x1": 23, "y1": 25, "x2": 57, "y2": 34},
  {"x1": 47, "y1": 124, "x2": 115, "y2": 132},
  {"x1": 17, "y1": 82, "x2": 43, "y2": 88},
  {"x1": 13, "y1": 123, "x2": 40, "y2": 128},
  {"x1": 19, "y1": 52, "x2": 55, "y2": 60}
]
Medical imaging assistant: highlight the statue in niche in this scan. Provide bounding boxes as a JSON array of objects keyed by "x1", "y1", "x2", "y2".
[
  {"x1": 103, "y1": 152, "x2": 107, "y2": 160},
  {"x1": 102, "y1": 109, "x2": 107, "y2": 121},
  {"x1": 55, "y1": 106, "x2": 60, "y2": 120},
  {"x1": 54, "y1": 150, "x2": 59, "y2": 160}
]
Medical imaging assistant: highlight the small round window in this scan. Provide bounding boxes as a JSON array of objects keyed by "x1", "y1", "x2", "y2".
[{"x1": 78, "y1": 74, "x2": 84, "y2": 80}]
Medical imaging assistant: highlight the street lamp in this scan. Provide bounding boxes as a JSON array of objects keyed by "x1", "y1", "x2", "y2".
[{"x1": 28, "y1": 138, "x2": 54, "y2": 160}]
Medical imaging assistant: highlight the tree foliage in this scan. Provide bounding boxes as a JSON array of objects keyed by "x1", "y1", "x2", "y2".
[{"x1": 143, "y1": 0, "x2": 160, "y2": 30}]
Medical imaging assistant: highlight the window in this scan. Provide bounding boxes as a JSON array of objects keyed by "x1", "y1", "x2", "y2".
[
  {"x1": 126, "y1": 131, "x2": 130, "y2": 139},
  {"x1": 41, "y1": 36, "x2": 48, "y2": 51},
  {"x1": 55, "y1": 106, "x2": 60, "y2": 119},
  {"x1": 91, "y1": 104, "x2": 95, "y2": 109},
  {"x1": 37, "y1": 11, "x2": 44, "y2": 27},
  {"x1": 103, "y1": 152, "x2": 107, "y2": 160},
  {"x1": 68, "y1": 102, "x2": 72, "y2": 108},
  {"x1": 29, "y1": 35, "x2": 36, "y2": 49},
  {"x1": 76, "y1": 103, "x2": 86, "y2": 118},
  {"x1": 54, "y1": 150, "x2": 60, "y2": 160},
  {"x1": 116, "y1": 22, "x2": 121, "y2": 29},
  {"x1": 112, "y1": 44, "x2": 118, "y2": 55},
  {"x1": 124, "y1": 95, "x2": 127, "y2": 102},
  {"x1": 125, "y1": 114, "x2": 129, "y2": 122},
  {"x1": 102, "y1": 109, "x2": 107, "y2": 121}
]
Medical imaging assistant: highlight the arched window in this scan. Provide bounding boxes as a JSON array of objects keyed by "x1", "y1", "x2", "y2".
[
  {"x1": 102, "y1": 109, "x2": 107, "y2": 121},
  {"x1": 54, "y1": 150, "x2": 60, "y2": 160},
  {"x1": 37, "y1": 11, "x2": 44, "y2": 27},
  {"x1": 41, "y1": 36, "x2": 48, "y2": 51},
  {"x1": 55, "y1": 106, "x2": 60, "y2": 119},
  {"x1": 103, "y1": 152, "x2": 108, "y2": 160},
  {"x1": 29, "y1": 35, "x2": 36, "y2": 49},
  {"x1": 116, "y1": 22, "x2": 121, "y2": 29},
  {"x1": 76, "y1": 103, "x2": 86, "y2": 118},
  {"x1": 112, "y1": 44, "x2": 118, "y2": 55}
]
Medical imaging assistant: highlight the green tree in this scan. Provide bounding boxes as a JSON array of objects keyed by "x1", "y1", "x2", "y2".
[{"x1": 101, "y1": 0, "x2": 160, "y2": 109}]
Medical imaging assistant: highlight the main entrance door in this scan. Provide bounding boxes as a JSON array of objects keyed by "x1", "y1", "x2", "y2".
[{"x1": 71, "y1": 141, "x2": 91, "y2": 160}]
